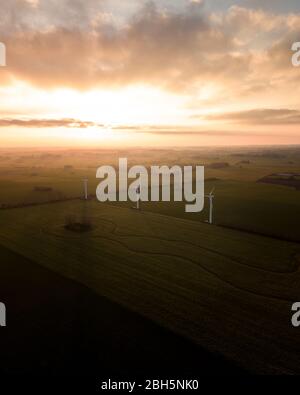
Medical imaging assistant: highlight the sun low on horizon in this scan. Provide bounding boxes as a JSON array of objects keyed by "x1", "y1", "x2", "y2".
[{"x1": 0, "y1": 0, "x2": 300, "y2": 148}]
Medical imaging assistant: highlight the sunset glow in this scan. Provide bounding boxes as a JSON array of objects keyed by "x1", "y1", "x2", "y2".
[{"x1": 0, "y1": 0, "x2": 300, "y2": 147}]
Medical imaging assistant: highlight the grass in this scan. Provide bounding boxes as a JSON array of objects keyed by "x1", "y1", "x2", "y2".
[{"x1": 0, "y1": 200, "x2": 299, "y2": 374}]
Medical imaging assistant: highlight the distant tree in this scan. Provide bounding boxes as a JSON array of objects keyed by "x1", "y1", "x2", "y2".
[{"x1": 64, "y1": 214, "x2": 93, "y2": 233}]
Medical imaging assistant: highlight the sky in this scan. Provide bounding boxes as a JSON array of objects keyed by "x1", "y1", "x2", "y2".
[{"x1": 0, "y1": 0, "x2": 299, "y2": 147}]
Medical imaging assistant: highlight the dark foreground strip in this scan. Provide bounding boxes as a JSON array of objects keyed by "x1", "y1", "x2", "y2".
[{"x1": 0, "y1": 244, "x2": 245, "y2": 377}]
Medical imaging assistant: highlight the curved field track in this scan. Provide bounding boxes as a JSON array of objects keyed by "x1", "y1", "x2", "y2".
[{"x1": 0, "y1": 200, "x2": 299, "y2": 374}]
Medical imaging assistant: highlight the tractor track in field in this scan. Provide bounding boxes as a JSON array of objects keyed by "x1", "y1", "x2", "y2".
[
  {"x1": 52, "y1": 217, "x2": 293, "y2": 302},
  {"x1": 90, "y1": 232, "x2": 296, "y2": 303},
  {"x1": 93, "y1": 216, "x2": 300, "y2": 275},
  {"x1": 113, "y1": 233, "x2": 300, "y2": 274},
  {"x1": 41, "y1": 216, "x2": 297, "y2": 303}
]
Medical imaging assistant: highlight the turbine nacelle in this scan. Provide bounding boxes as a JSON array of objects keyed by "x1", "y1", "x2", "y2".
[
  {"x1": 205, "y1": 188, "x2": 215, "y2": 198},
  {"x1": 133, "y1": 184, "x2": 141, "y2": 210}
]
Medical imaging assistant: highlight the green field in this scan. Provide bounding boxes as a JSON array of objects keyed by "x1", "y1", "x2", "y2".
[
  {"x1": 0, "y1": 200, "x2": 299, "y2": 374},
  {"x1": 110, "y1": 179, "x2": 300, "y2": 242},
  {"x1": 1, "y1": 146, "x2": 300, "y2": 374},
  {"x1": 1, "y1": 146, "x2": 300, "y2": 241}
]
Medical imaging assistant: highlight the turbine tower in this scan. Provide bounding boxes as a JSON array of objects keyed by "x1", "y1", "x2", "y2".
[
  {"x1": 136, "y1": 184, "x2": 141, "y2": 210},
  {"x1": 83, "y1": 177, "x2": 88, "y2": 200},
  {"x1": 205, "y1": 188, "x2": 215, "y2": 224}
]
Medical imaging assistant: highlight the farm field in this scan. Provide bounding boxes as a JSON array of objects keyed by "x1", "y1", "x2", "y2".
[
  {"x1": 0, "y1": 244, "x2": 243, "y2": 376},
  {"x1": 0, "y1": 200, "x2": 299, "y2": 374},
  {"x1": 111, "y1": 179, "x2": 300, "y2": 242},
  {"x1": 0, "y1": 146, "x2": 299, "y2": 241}
]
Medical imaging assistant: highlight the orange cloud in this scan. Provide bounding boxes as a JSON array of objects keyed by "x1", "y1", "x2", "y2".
[
  {"x1": 0, "y1": 118, "x2": 102, "y2": 128},
  {"x1": 1, "y1": 1, "x2": 298, "y2": 96},
  {"x1": 199, "y1": 109, "x2": 300, "y2": 125}
]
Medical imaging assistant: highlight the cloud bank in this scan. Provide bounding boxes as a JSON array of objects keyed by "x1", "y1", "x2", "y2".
[{"x1": 0, "y1": 0, "x2": 298, "y2": 96}]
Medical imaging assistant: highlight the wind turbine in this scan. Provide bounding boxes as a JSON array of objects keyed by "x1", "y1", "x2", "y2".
[
  {"x1": 205, "y1": 188, "x2": 215, "y2": 224},
  {"x1": 83, "y1": 177, "x2": 88, "y2": 200},
  {"x1": 136, "y1": 184, "x2": 141, "y2": 210}
]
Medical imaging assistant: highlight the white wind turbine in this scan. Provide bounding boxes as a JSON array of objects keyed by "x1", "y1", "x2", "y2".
[
  {"x1": 205, "y1": 188, "x2": 215, "y2": 224},
  {"x1": 83, "y1": 177, "x2": 88, "y2": 200},
  {"x1": 136, "y1": 184, "x2": 141, "y2": 210}
]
